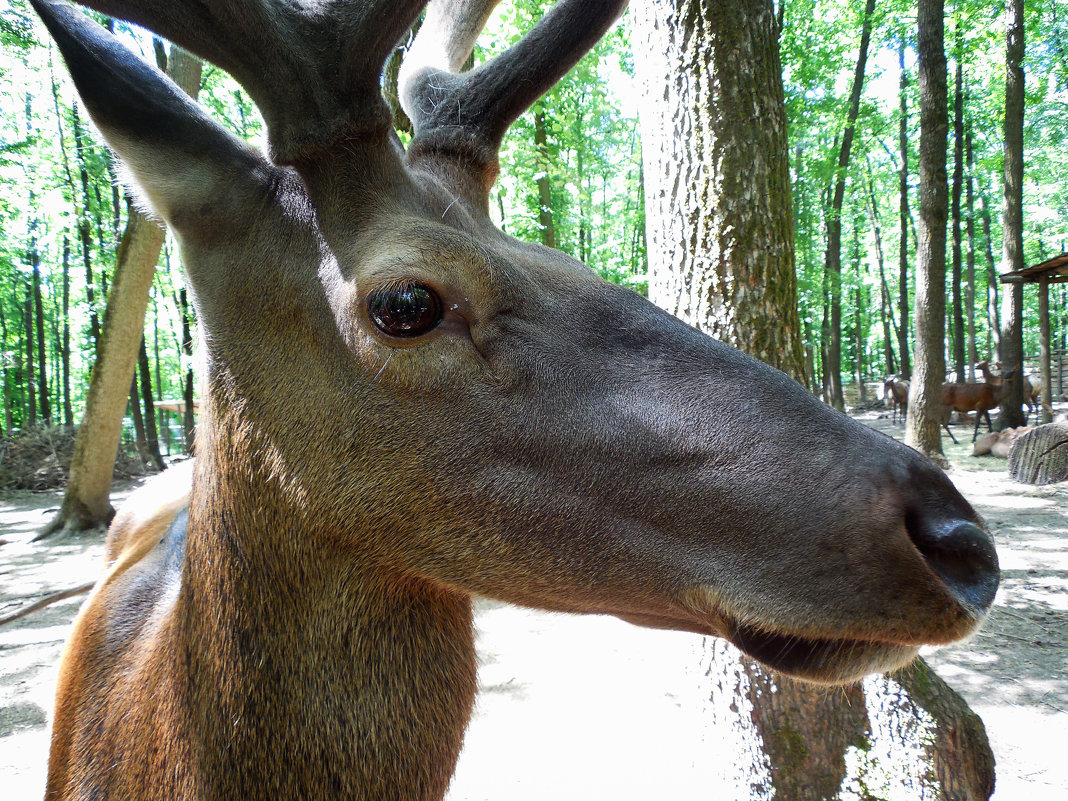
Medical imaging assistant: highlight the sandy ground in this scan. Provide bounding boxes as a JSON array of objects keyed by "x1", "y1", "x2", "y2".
[{"x1": 1, "y1": 413, "x2": 1065, "y2": 799}]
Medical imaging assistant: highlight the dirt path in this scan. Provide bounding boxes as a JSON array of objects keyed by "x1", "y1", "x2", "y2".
[{"x1": 1, "y1": 417, "x2": 1065, "y2": 799}]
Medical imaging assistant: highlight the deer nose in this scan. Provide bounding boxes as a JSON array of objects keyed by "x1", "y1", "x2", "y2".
[{"x1": 907, "y1": 517, "x2": 999, "y2": 613}]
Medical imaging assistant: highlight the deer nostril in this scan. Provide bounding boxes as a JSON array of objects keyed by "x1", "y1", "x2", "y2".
[{"x1": 906, "y1": 516, "x2": 1000, "y2": 614}]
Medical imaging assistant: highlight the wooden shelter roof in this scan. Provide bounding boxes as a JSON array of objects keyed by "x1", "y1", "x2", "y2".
[{"x1": 1000, "y1": 252, "x2": 1068, "y2": 283}]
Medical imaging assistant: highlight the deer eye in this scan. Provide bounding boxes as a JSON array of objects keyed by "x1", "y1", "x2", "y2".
[{"x1": 367, "y1": 282, "x2": 443, "y2": 338}]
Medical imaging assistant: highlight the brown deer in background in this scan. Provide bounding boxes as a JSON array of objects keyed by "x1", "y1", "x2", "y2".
[
  {"x1": 976, "y1": 358, "x2": 1042, "y2": 421},
  {"x1": 942, "y1": 367, "x2": 1020, "y2": 443},
  {"x1": 34, "y1": 1, "x2": 999, "y2": 799},
  {"x1": 883, "y1": 376, "x2": 909, "y2": 423}
]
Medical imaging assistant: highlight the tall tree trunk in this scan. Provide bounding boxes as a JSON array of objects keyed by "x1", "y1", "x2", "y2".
[
  {"x1": 533, "y1": 106, "x2": 556, "y2": 249},
  {"x1": 38, "y1": 47, "x2": 203, "y2": 539},
  {"x1": 950, "y1": 39, "x2": 966, "y2": 382},
  {"x1": 23, "y1": 283, "x2": 36, "y2": 427},
  {"x1": 998, "y1": 0, "x2": 1027, "y2": 428},
  {"x1": 71, "y1": 102, "x2": 102, "y2": 353},
  {"x1": 853, "y1": 224, "x2": 868, "y2": 402},
  {"x1": 632, "y1": 0, "x2": 805, "y2": 379},
  {"x1": 965, "y1": 122, "x2": 978, "y2": 379},
  {"x1": 634, "y1": 4, "x2": 993, "y2": 796},
  {"x1": 30, "y1": 233, "x2": 51, "y2": 424},
  {"x1": 62, "y1": 237, "x2": 74, "y2": 426},
  {"x1": 906, "y1": 0, "x2": 949, "y2": 466},
  {"x1": 138, "y1": 337, "x2": 165, "y2": 470},
  {"x1": 822, "y1": 0, "x2": 876, "y2": 411},
  {"x1": 0, "y1": 299, "x2": 10, "y2": 434},
  {"x1": 180, "y1": 287, "x2": 196, "y2": 454},
  {"x1": 897, "y1": 40, "x2": 912, "y2": 379},
  {"x1": 865, "y1": 158, "x2": 899, "y2": 376},
  {"x1": 979, "y1": 184, "x2": 1000, "y2": 356},
  {"x1": 128, "y1": 373, "x2": 149, "y2": 465}
]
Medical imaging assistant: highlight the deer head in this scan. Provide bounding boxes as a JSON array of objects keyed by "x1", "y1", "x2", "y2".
[{"x1": 35, "y1": 0, "x2": 997, "y2": 693}]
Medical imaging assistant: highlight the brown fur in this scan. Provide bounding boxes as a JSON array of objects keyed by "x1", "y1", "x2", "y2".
[
  {"x1": 884, "y1": 377, "x2": 909, "y2": 423},
  {"x1": 942, "y1": 372, "x2": 1016, "y2": 442},
  {"x1": 35, "y1": 1, "x2": 1001, "y2": 799},
  {"x1": 976, "y1": 359, "x2": 1042, "y2": 420}
]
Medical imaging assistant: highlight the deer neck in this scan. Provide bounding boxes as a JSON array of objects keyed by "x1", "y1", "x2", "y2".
[{"x1": 174, "y1": 428, "x2": 477, "y2": 801}]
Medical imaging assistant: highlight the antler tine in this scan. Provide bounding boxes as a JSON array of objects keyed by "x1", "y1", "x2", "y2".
[
  {"x1": 400, "y1": 0, "x2": 628, "y2": 205},
  {"x1": 70, "y1": 0, "x2": 428, "y2": 164}
]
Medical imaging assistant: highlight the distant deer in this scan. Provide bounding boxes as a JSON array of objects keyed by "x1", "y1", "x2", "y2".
[
  {"x1": 942, "y1": 368, "x2": 1019, "y2": 443},
  {"x1": 883, "y1": 376, "x2": 909, "y2": 423},
  {"x1": 34, "y1": 1, "x2": 999, "y2": 799},
  {"x1": 976, "y1": 359, "x2": 1042, "y2": 421}
]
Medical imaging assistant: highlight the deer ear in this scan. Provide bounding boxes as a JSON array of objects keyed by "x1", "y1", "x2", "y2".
[{"x1": 33, "y1": 0, "x2": 272, "y2": 234}]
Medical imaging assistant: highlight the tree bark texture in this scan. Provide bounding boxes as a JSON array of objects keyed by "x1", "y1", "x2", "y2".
[
  {"x1": 631, "y1": 0, "x2": 805, "y2": 380},
  {"x1": 1008, "y1": 421, "x2": 1068, "y2": 484},
  {"x1": 906, "y1": 0, "x2": 949, "y2": 466},
  {"x1": 997, "y1": 0, "x2": 1026, "y2": 429},
  {"x1": 38, "y1": 48, "x2": 203, "y2": 539}
]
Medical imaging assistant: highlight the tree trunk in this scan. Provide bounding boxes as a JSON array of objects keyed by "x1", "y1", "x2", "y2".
[
  {"x1": 38, "y1": 48, "x2": 203, "y2": 539},
  {"x1": 0, "y1": 298, "x2": 10, "y2": 434},
  {"x1": 950, "y1": 43, "x2": 966, "y2": 382},
  {"x1": 997, "y1": 0, "x2": 1027, "y2": 429},
  {"x1": 632, "y1": 0, "x2": 805, "y2": 380},
  {"x1": 634, "y1": 4, "x2": 993, "y2": 799},
  {"x1": 853, "y1": 226, "x2": 867, "y2": 402},
  {"x1": 71, "y1": 102, "x2": 102, "y2": 353},
  {"x1": 128, "y1": 372, "x2": 150, "y2": 465},
  {"x1": 821, "y1": 0, "x2": 875, "y2": 411},
  {"x1": 965, "y1": 122, "x2": 978, "y2": 380},
  {"x1": 864, "y1": 160, "x2": 898, "y2": 377},
  {"x1": 62, "y1": 237, "x2": 74, "y2": 426},
  {"x1": 979, "y1": 184, "x2": 1000, "y2": 356},
  {"x1": 897, "y1": 39, "x2": 912, "y2": 380},
  {"x1": 30, "y1": 233, "x2": 51, "y2": 424},
  {"x1": 180, "y1": 286, "x2": 196, "y2": 454},
  {"x1": 905, "y1": 0, "x2": 949, "y2": 466},
  {"x1": 533, "y1": 106, "x2": 556, "y2": 249},
  {"x1": 138, "y1": 337, "x2": 165, "y2": 470},
  {"x1": 1007, "y1": 421, "x2": 1068, "y2": 484},
  {"x1": 23, "y1": 283, "x2": 36, "y2": 427}
]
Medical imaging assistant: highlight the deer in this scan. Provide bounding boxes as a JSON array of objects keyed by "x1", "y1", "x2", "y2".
[
  {"x1": 976, "y1": 358, "x2": 1043, "y2": 422},
  {"x1": 32, "y1": 1, "x2": 1000, "y2": 799},
  {"x1": 883, "y1": 376, "x2": 909, "y2": 423},
  {"x1": 942, "y1": 368, "x2": 1019, "y2": 443}
]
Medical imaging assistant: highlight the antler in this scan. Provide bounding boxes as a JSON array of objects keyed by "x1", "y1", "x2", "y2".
[
  {"x1": 71, "y1": 0, "x2": 427, "y2": 163},
  {"x1": 400, "y1": 0, "x2": 629, "y2": 208}
]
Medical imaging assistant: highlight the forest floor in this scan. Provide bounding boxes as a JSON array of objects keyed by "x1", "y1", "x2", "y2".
[{"x1": 0, "y1": 410, "x2": 1065, "y2": 800}]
